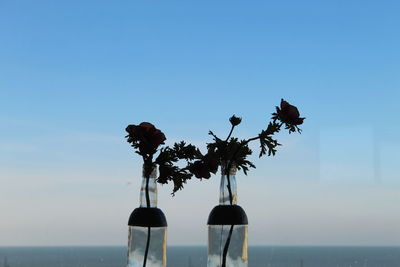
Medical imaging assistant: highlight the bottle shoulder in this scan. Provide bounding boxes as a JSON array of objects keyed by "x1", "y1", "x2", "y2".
[
  {"x1": 128, "y1": 207, "x2": 167, "y2": 227},
  {"x1": 207, "y1": 205, "x2": 248, "y2": 225}
]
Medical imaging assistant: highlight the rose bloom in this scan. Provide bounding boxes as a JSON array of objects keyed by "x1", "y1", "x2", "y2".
[
  {"x1": 126, "y1": 122, "x2": 166, "y2": 155},
  {"x1": 276, "y1": 99, "x2": 305, "y2": 125}
]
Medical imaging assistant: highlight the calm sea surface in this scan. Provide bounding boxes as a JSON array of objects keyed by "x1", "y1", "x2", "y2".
[{"x1": 1, "y1": 246, "x2": 400, "y2": 267}]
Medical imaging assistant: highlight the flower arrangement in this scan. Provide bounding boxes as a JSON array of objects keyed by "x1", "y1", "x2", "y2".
[
  {"x1": 125, "y1": 122, "x2": 200, "y2": 267},
  {"x1": 167, "y1": 99, "x2": 305, "y2": 192},
  {"x1": 125, "y1": 122, "x2": 198, "y2": 195},
  {"x1": 126, "y1": 99, "x2": 305, "y2": 194},
  {"x1": 125, "y1": 99, "x2": 305, "y2": 267},
  {"x1": 178, "y1": 98, "x2": 303, "y2": 267}
]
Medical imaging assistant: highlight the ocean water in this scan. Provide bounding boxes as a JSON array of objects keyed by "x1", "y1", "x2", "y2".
[{"x1": 1, "y1": 246, "x2": 400, "y2": 267}]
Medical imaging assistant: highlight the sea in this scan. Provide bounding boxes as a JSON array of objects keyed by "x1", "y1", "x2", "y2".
[{"x1": 1, "y1": 246, "x2": 400, "y2": 267}]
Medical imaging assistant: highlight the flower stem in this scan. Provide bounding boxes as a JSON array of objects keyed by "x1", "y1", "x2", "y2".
[
  {"x1": 143, "y1": 226, "x2": 151, "y2": 267},
  {"x1": 225, "y1": 125, "x2": 235, "y2": 142},
  {"x1": 142, "y1": 156, "x2": 153, "y2": 267},
  {"x1": 238, "y1": 122, "x2": 283, "y2": 149},
  {"x1": 220, "y1": 163, "x2": 234, "y2": 266},
  {"x1": 221, "y1": 224, "x2": 234, "y2": 267},
  {"x1": 143, "y1": 155, "x2": 153, "y2": 208},
  {"x1": 145, "y1": 176, "x2": 150, "y2": 208},
  {"x1": 142, "y1": 177, "x2": 151, "y2": 267},
  {"x1": 226, "y1": 171, "x2": 233, "y2": 205}
]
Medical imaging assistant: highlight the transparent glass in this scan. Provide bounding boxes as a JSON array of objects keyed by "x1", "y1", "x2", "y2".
[
  {"x1": 208, "y1": 225, "x2": 248, "y2": 267},
  {"x1": 219, "y1": 171, "x2": 237, "y2": 205},
  {"x1": 140, "y1": 176, "x2": 157, "y2": 208},
  {"x1": 127, "y1": 226, "x2": 167, "y2": 267},
  {"x1": 127, "y1": 167, "x2": 167, "y2": 267},
  {"x1": 208, "y1": 166, "x2": 248, "y2": 267}
]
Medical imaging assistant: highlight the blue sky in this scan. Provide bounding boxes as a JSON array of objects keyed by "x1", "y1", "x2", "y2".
[{"x1": 0, "y1": 0, "x2": 399, "y2": 246}]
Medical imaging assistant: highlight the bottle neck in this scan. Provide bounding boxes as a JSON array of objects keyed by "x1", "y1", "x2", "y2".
[
  {"x1": 219, "y1": 165, "x2": 237, "y2": 205},
  {"x1": 140, "y1": 167, "x2": 158, "y2": 208}
]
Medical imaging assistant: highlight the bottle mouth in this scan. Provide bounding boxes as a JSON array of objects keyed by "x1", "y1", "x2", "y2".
[
  {"x1": 142, "y1": 165, "x2": 158, "y2": 178},
  {"x1": 221, "y1": 162, "x2": 237, "y2": 175}
]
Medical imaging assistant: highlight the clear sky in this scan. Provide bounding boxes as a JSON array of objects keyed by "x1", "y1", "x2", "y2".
[{"x1": 0, "y1": 0, "x2": 399, "y2": 246}]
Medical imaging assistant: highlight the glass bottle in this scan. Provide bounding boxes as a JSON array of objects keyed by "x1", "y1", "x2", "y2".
[
  {"x1": 127, "y1": 166, "x2": 167, "y2": 267},
  {"x1": 207, "y1": 164, "x2": 248, "y2": 267}
]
